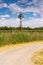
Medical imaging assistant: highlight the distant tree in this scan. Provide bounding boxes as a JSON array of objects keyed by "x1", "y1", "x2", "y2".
[{"x1": 18, "y1": 13, "x2": 24, "y2": 30}]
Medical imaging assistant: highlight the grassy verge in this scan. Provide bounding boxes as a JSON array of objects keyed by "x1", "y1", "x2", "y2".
[
  {"x1": 0, "y1": 30, "x2": 43, "y2": 46},
  {"x1": 32, "y1": 48, "x2": 43, "y2": 65}
]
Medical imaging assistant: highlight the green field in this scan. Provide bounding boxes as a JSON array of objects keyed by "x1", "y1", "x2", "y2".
[{"x1": 0, "y1": 30, "x2": 43, "y2": 46}]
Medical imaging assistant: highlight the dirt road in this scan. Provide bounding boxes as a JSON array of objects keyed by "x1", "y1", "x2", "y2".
[{"x1": 0, "y1": 43, "x2": 43, "y2": 65}]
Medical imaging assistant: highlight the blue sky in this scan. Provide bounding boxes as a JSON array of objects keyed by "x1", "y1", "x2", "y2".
[{"x1": 0, "y1": 0, "x2": 43, "y2": 28}]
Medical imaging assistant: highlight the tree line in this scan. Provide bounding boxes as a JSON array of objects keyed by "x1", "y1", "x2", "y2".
[{"x1": 0, "y1": 26, "x2": 43, "y2": 31}]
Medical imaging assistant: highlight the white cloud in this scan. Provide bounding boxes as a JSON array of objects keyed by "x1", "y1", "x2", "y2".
[
  {"x1": 0, "y1": 0, "x2": 43, "y2": 17},
  {"x1": 33, "y1": 13, "x2": 37, "y2": 16},
  {"x1": 22, "y1": 18, "x2": 43, "y2": 28},
  {"x1": 8, "y1": 3, "x2": 22, "y2": 13},
  {"x1": 0, "y1": 0, "x2": 43, "y2": 28},
  {"x1": 22, "y1": 6, "x2": 39, "y2": 13},
  {"x1": 0, "y1": 17, "x2": 43, "y2": 28},
  {"x1": 17, "y1": 0, "x2": 43, "y2": 17},
  {"x1": 0, "y1": 14, "x2": 10, "y2": 18},
  {"x1": 7, "y1": 2, "x2": 42, "y2": 17},
  {"x1": 0, "y1": 18, "x2": 6, "y2": 26},
  {"x1": 0, "y1": 3, "x2": 8, "y2": 8},
  {"x1": 32, "y1": 0, "x2": 43, "y2": 17},
  {"x1": 8, "y1": 3, "x2": 40, "y2": 13},
  {"x1": 0, "y1": 18, "x2": 20, "y2": 27},
  {"x1": 17, "y1": 0, "x2": 28, "y2": 4}
]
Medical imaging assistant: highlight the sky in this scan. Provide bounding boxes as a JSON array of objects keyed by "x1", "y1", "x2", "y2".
[{"x1": 0, "y1": 0, "x2": 43, "y2": 28}]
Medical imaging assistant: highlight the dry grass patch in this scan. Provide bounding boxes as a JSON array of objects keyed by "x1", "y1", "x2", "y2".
[{"x1": 32, "y1": 48, "x2": 43, "y2": 65}]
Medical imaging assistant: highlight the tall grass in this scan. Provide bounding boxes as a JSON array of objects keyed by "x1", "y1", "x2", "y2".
[{"x1": 0, "y1": 30, "x2": 43, "y2": 46}]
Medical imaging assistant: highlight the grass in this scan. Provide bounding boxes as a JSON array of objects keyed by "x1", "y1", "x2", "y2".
[
  {"x1": 0, "y1": 30, "x2": 43, "y2": 46},
  {"x1": 32, "y1": 48, "x2": 43, "y2": 65}
]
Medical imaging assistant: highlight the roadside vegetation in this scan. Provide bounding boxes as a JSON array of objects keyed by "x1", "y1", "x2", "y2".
[
  {"x1": 32, "y1": 48, "x2": 43, "y2": 65},
  {"x1": 0, "y1": 27, "x2": 43, "y2": 46}
]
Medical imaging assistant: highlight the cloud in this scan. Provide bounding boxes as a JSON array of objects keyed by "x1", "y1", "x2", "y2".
[
  {"x1": 0, "y1": 18, "x2": 20, "y2": 27},
  {"x1": 32, "y1": 0, "x2": 38, "y2": 5},
  {"x1": 0, "y1": 14, "x2": 10, "y2": 18},
  {"x1": 32, "y1": 0, "x2": 43, "y2": 17},
  {"x1": 0, "y1": 18, "x2": 6, "y2": 26},
  {"x1": 0, "y1": 3, "x2": 39, "y2": 13},
  {"x1": 33, "y1": 13, "x2": 37, "y2": 16},
  {"x1": 8, "y1": 0, "x2": 43, "y2": 17},
  {"x1": 0, "y1": 17, "x2": 43, "y2": 28},
  {"x1": 17, "y1": 0, "x2": 28, "y2": 4},
  {"x1": 0, "y1": 0, "x2": 43, "y2": 17},
  {"x1": 8, "y1": 3, "x2": 21, "y2": 13},
  {"x1": 0, "y1": 0, "x2": 43, "y2": 28},
  {"x1": 38, "y1": 0, "x2": 43, "y2": 17},
  {"x1": 22, "y1": 18, "x2": 43, "y2": 28},
  {"x1": 8, "y1": 3, "x2": 40, "y2": 14},
  {"x1": 17, "y1": 0, "x2": 43, "y2": 16},
  {"x1": 0, "y1": 3, "x2": 8, "y2": 8}
]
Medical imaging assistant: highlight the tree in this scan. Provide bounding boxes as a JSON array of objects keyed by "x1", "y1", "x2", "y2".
[{"x1": 18, "y1": 13, "x2": 24, "y2": 30}]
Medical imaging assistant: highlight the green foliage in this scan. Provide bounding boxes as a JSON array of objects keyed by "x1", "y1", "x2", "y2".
[{"x1": 0, "y1": 26, "x2": 43, "y2": 31}]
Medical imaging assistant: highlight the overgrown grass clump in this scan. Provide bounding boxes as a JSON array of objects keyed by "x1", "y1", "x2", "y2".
[
  {"x1": 0, "y1": 30, "x2": 43, "y2": 46},
  {"x1": 32, "y1": 49, "x2": 43, "y2": 65}
]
